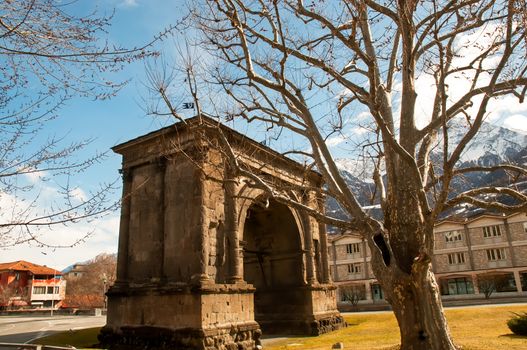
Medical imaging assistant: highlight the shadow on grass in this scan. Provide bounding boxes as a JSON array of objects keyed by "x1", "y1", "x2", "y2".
[
  {"x1": 0, "y1": 331, "x2": 59, "y2": 344},
  {"x1": 34, "y1": 327, "x2": 101, "y2": 348},
  {"x1": 498, "y1": 333, "x2": 527, "y2": 340}
]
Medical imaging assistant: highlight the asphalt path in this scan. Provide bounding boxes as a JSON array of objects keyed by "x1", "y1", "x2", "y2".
[{"x1": 0, "y1": 315, "x2": 106, "y2": 348}]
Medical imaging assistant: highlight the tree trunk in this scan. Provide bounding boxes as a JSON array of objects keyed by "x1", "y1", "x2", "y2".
[{"x1": 380, "y1": 261, "x2": 457, "y2": 350}]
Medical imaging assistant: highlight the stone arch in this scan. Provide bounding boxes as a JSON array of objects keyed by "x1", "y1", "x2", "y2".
[
  {"x1": 235, "y1": 184, "x2": 331, "y2": 334},
  {"x1": 242, "y1": 197, "x2": 303, "y2": 283},
  {"x1": 236, "y1": 185, "x2": 311, "y2": 286},
  {"x1": 103, "y1": 116, "x2": 345, "y2": 350},
  {"x1": 236, "y1": 185, "x2": 307, "y2": 253}
]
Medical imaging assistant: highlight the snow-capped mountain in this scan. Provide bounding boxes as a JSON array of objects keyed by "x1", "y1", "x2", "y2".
[
  {"x1": 450, "y1": 121, "x2": 527, "y2": 166},
  {"x1": 328, "y1": 122, "x2": 527, "y2": 221}
]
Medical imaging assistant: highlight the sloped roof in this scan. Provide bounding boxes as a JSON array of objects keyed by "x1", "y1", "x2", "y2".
[{"x1": 0, "y1": 260, "x2": 61, "y2": 275}]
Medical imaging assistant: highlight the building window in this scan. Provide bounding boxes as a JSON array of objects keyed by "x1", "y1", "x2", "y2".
[
  {"x1": 447, "y1": 252, "x2": 465, "y2": 265},
  {"x1": 523, "y1": 222, "x2": 527, "y2": 234},
  {"x1": 346, "y1": 243, "x2": 361, "y2": 255},
  {"x1": 15, "y1": 272, "x2": 20, "y2": 280},
  {"x1": 486, "y1": 248, "x2": 506, "y2": 261},
  {"x1": 372, "y1": 283, "x2": 384, "y2": 300},
  {"x1": 440, "y1": 277, "x2": 474, "y2": 295},
  {"x1": 521, "y1": 272, "x2": 527, "y2": 291},
  {"x1": 479, "y1": 273, "x2": 517, "y2": 293},
  {"x1": 347, "y1": 263, "x2": 361, "y2": 274},
  {"x1": 33, "y1": 286, "x2": 46, "y2": 294},
  {"x1": 445, "y1": 230, "x2": 463, "y2": 242},
  {"x1": 483, "y1": 225, "x2": 502, "y2": 238}
]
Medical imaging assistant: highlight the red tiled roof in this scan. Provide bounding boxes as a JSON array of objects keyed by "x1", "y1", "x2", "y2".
[{"x1": 0, "y1": 260, "x2": 61, "y2": 276}]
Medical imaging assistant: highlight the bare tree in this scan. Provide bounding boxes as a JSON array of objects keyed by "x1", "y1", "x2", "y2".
[
  {"x1": 0, "y1": 0, "x2": 172, "y2": 248},
  {"x1": 477, "y1": 274, "x2": 499, "y2": 299},
  {"x1": 341, "y1": 285, "x2": 366, "y2": 308},
  {"x1": 0, "y1": 284, "x2": 28, "y2": 310},
  {"x1": 150, "y1": 1, "x2": 527, "y2": 349},
  {"x1": 64, "y1": 253, "x2": 117, "y2": 309},
  {"x1": 477, "y1": 272, "x2": 515, "y2": 299},
  {"x1": 0, "y1": 286, "x2": 16, "y2": 309}
]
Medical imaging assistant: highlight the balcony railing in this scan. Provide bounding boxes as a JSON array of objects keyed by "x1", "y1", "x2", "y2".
[
  {"x1": 447, "y1": 264, "x2": 468, "y2": 272},
  {"x1": 488, "y1": 260, "x2": 509, "y2": 268}
]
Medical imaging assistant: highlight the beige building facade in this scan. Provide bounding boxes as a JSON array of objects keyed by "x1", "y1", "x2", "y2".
[{"x1": 329, "y1": 212, "x2": 527, "y2": 306}]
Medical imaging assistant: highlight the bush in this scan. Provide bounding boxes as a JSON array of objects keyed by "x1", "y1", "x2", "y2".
[{"x1": 507, "y1": 312, "x2": 527, "y2": 336}]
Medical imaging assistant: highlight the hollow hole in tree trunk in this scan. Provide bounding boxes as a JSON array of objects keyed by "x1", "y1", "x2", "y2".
[
  {"x1": 418, "y1": 330, "x2": 427, "y2": 341},
  {"x1": 374, "y1": 233, "x2": 391, "y2": 266}
]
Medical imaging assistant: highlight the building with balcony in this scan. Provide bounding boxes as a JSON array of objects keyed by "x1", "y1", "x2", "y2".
[
  {"x1": 329, "y1": 212, "x2": 527, "y2": 307},
  {"x1": 0, "y1": 260, "x2": 66, "y2": 309}
]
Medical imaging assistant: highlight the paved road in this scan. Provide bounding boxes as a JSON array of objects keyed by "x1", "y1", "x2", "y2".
[{"x1": 0, "y1": 315, "x2": 106, "y2": 346}]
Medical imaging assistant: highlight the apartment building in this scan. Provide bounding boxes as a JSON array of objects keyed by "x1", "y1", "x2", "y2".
[
  {"x1": 328, "y1": 212, "x2": 527, "y2": 305},
  {"x1": 0, "y1": 260, "x2": 66, "y2": 309}
]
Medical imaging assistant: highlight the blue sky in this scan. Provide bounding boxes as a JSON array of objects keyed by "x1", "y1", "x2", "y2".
[
  {"x1": 3, "y1": 0, "x2": 527, "y2": 270},
  {"x1": 1, "y1": 0, "x2": 188, "y2": 269}
]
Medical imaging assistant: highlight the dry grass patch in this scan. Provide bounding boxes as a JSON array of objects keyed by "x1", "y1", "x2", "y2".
[
  {"x1": 264, "y1": 305, "x2": 527, "y2": 350},
  {"x1": 446, "y1": 305, "x2": 527, "y2": 350}
]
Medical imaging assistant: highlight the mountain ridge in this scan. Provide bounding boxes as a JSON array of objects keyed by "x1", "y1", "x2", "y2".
[{"x1": 328, "y1": 122, "x2": 527, "y2": 223}]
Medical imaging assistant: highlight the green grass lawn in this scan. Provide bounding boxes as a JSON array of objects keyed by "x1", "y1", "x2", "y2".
[
  {"x1": 265, "y1": 305, "x2": 527, "y2": 350},
  {"x1": 36, "y1": 305, "x2": 527, "y2": 350}
]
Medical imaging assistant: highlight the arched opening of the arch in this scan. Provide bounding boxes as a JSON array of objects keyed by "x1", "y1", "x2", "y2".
[{"x1": 242, "y1": 198, "x2": 306, "y2": 334}]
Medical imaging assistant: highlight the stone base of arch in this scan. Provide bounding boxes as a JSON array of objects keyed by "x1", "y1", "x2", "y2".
[
  {"x1": 99, "y1": 323, "x2": 260, "y2": 350},
  {"x1": 99, "y1": 282, "x2": 345, "y2": 350},
  {"x1": 99, "y1": 282, "x2": 262, "y2": 350},
  {"x1": 254, "y1": 284, "x2": 346, "y2": 335}
]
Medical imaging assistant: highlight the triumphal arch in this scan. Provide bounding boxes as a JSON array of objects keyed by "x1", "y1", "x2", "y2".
[{"x1": 100, "y1": 116, "x2": 345, "y2": 350}]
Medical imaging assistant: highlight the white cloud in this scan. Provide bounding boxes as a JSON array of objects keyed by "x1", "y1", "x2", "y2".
[
  {"x1": 70, "y1": 187, "x2": 88, "y2": 202},
  {"x1": 0, "y1": 214, "x2": 120, "y2": 270},
  {"x1": 120, "y1": 0, "x2": 138, "y2": 7},
  {"x1": 411, "y1": 22, "x2": 527, "y2": 134},
  {"x1": 22, "y1": 170, "x2": 46, "y2": 184},
  {"x1": 0, "y1": 192, "x2": 19, "y2": 225},
  {"x1": 0, "y1": 177, "x2": 120, "y2": 270},
  {"x1": 502, "y1": 114, "x2": 527, "y2": 133},
  {"x1": 326, "y1": 134, "x2": 347, "y2": 147},
  {"x1": 352, "y1": 126, "x2": 370, "y2": 135}
]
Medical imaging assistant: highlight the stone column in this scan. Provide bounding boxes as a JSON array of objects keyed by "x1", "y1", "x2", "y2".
[
  {"x1": 513, "y1": 270, "x2": 523, "y2": 293},
  {"x1": 225, "y1": 176, "x2": 242, "y2": 283},
  {"x1": 365, "y1": 281, "x2": 373, "y2": 301},
  {"x1": 362, "y1": 238, "x2": 369, "y2": 279},
  {"x1": 472, "y1": 273, "x2": 480, "y2": 294},
  {"x1": 197, "y1": 170, "x2": 210, "y2": 283},
  {"x1": 319, "y1": 222, "x2": 331, "y2": 283},
  {"x1": 156, "y1": 159, "x2": 166, "y2": 281},
  {"x1": 431, "y1": 253, "x2": 437, "y2": 273},
  {"x1": 115, "y1": 167, "x2": 133, "y2": 284},
  {"x1": 463, "y1": 223, "x2": 475, "y2": 270},
  {"x1": 331, "y1": 240, "x2": 339, "y2": 282},
  {"x1": 303, "y1": 214, "x2": 316, "y2": 285},
  {"x1": 503, "y1": 218, "x2": 517, "y2": 267}
]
